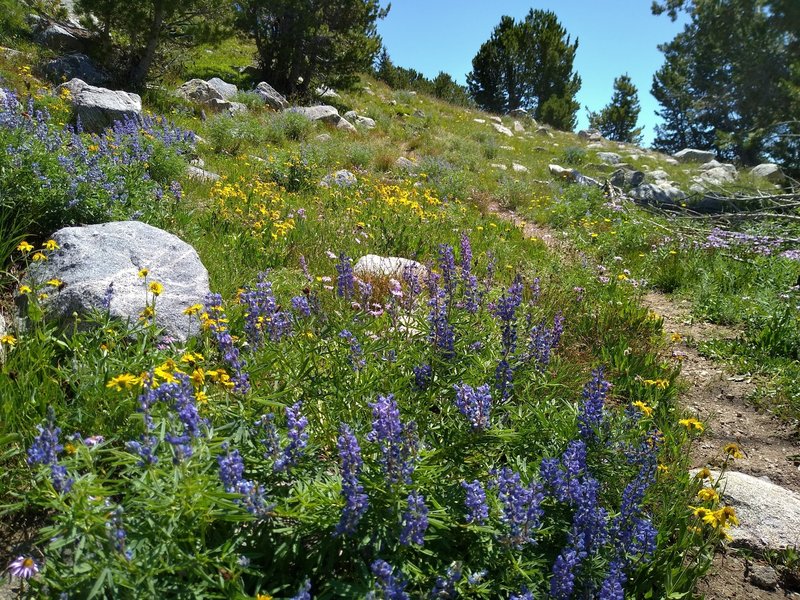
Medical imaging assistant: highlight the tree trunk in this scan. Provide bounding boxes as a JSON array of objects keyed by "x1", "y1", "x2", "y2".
[{"x1": 129, "y1": 0, "x2": 167, "y2": 89}]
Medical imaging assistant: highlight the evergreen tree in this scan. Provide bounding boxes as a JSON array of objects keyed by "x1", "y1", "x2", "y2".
[
  {"x1": 236, "y1": 0, "x2": 389, "y2": 98},
  {"x1": 74, "y1": 0, "x2": 232, "y2": 88},
  {"x1": 587, "y1": 74, "x2": 643, "y2": 144},
  {"x1": 651, "y1": 0, "x2": 800, "y2": 173},
  {"x1": 466, "y1": 10, "x2": 580, "y2": 130}
]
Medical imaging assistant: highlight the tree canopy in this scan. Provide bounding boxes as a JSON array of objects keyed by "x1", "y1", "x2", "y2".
[
  {"x1": 651, "y1": 0, "x2": 800, "y2": 174},
  {"x1": 466, "y1": 9, "x2": 581, "y2": 130},
  {"x1": 236, "y1": 0, "x2": 389, "y2": 98},
  {"x1": 587, "y1": 74, "x2": 643, "y2": 144}
]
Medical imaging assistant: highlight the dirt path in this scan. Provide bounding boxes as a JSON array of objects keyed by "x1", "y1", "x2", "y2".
[{"x1": 487, "y1": 202, "x2": 800, "y2": 598}]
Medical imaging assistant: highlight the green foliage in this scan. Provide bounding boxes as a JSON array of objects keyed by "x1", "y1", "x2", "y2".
[
  {"x1": 237, "y1": 0, "x2": 388, "y2": 98},
  {"x1": 587, "y1": 74, "x2": 644, "y2": 144},
  {"x1": 466, "y1": 10, "x2": 581, "y2": 130},
  {"x1": 74, "y1": 0, "x2": 234, "y2": 87},
  {"x1": 0, "y1": 0, "x2": 29, "y2": 44},
  {"x1": 651, "y1": 0, "x2": 800, "y2": 175}
]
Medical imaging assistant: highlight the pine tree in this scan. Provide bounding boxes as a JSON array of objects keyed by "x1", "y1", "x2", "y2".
[
  {"x1": 587, "y1": 74, "x2": 644, "y2": 144},
  {"x1": 466, "y1": 9, "x2": 581, "y2": 130}
]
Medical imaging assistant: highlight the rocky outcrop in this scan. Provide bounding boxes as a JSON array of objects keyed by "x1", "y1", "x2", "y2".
[
  {"x1": 578, "y1": 129, "x2": 603, "y2": 142},
  {"x1": 493, "y1": 123, "x2": 514, "y2": 137},
  {"x1": 549, "y1": 164, "x2": 601, "y2": 187},
  {"x1": 26, "y1": 221, "x2": 210, "y2": 341},
  {"x1": 34, "y1": 22, "x2": 93, "y2": 53},
  {"x1": 186, "y1": 166, "x2": 221, "y2": 182},
  {"x1": 750, "y1": 163, "x2": 786, "y2": 184},
  {"x1": 206, "y1": 77, "x2": 237, "y2": 100},
  {"x1": 320, "y1": 169, "x2": 357, "y2": 188},
  {"x1": 609, "y1": 168, "x2": 645, "y2": 189},
  {"x1": 57, "y1": 78, "x2": 142, "y2": 133},
  {"x1": 284, "y1": 105, "x2": 356, "y2": 133},
  {"x1": 597, "y1": 152, "x2": 621, "y2": 165},
  {"x1": 344, "y1": 111, "x2": 376, "y2": 129},
  {"x1": 395, "y1": 157, "x2": 417, "y2": 171},
  {"x1": 43, "y1": 53, "x2": 108, "y2": 86},
  {"x1": 628, "y1": 182, "x2": 686, "y2": 206}
]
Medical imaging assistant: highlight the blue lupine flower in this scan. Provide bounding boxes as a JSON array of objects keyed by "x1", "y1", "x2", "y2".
[
  {"x1": 428, "y1": 289, "x2": 455, "y2": 359},
  {"x1": 462, "y1": 480, "x2": 489, "y2": 524},
  {"x1": 598, "y1": 560, "x2": 626, "y2": 600},
  {"x1": 204, "y1": 293, "x2": 250, "y2": 393},
  {"x1": 438, "y1": 244, "x2": 457, "y2": 302},
  {"x1": 371, "y1": 559, "x2": 409, "y2": 600},
  {"x1": 510, "y1": 587, "x2": 535, "y2": 600},
  {"x1": 274, "y1": 402, "x2": 309, "y2": 472},
  {"x1": 291, "y1": 295, "x2": 311, "y2": 317},
  {"x1": 577, "y1": 368, "x2": 611, "y2": 441},
  {"x1": 492, "y1": 467, "x2": 544, "y2": 549},
  {"x1": 241, "y1": 272, "x2": 292, "y2": 348},
  {"x1": 336, "y1": 424, "x2": 369, "y2": 536},
  {"x1": 400, "y1": 491, "x2": 429, "y2": 546},
  {"x1": 550, "y1": 547, "x2": 582, "y2": 600},
  {"x1": 367, "y1": 394, "x2": 417, "y2": 485},
  {"x1": 459, "y1": 232, "x2": 473, "y2": 278},
  {"x1": 290, "y1": 579, "x2": 312, "y2": 600},
  {"x1": 106, "y1": 506, "x2": 127, "y2": 555},
  {"x1": 525, "y1": 312, "x2": 565, "y2": 371},
  {"x1": 413, "y1": 364, "x2": 433, "y2": 390},
  {"x1": 495, "y1": 358, "x2": 515, "y2": 402},
  {"x1": 430, "y1": 563, "x2": 462, "y2": 598},
  {"x1": 339, "y1": 329, "x2": 366, "y2": 371},
  {"x1": 336, "y1": 253, "x2": 355, "y2": 299},
  {"x1": 256, "y1": 413, "x2": 280, "y2": 459},
  {"x1": 217, "y1": 446, "x2": 270, "y2": 515},
  {"x1": 454, "y1": 383, "x2": 492, "y2": 430},
  {"x1": 28, "y1": 407, "x2": 73, "y2": 493}
]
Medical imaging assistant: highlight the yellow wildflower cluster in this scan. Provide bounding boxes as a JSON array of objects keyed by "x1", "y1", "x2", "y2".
[
  {"x1": 679, "y1": 417, "x2": 705, "y2": 433},
  {"x1": 631, "y1": 400, "x2": 654, "y2": 417},
  {"x1": 212, "y1": 178, "x2": 296, "y2": 242},
  {"x1": 642, "y1": 378, "x2": 670, "y2": 389},
  {"x1": 370, "y1": 180, "x2": 445, "y2": 220},
  {"x1": 691, "y1": 505, "x2": 739, "y2": 530}
]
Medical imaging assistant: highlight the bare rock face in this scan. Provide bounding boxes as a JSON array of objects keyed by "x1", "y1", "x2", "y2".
[
  {"x1": 206, "y1": 77, "x2": 238, "y2": 100},
  {"x1": 177, "y1": 79, "x2": 223, "y2": 104},
  {"x1": 27, "y1": 221, "x2": 210, "y2": 342},
  {"x1": 628, "y1": 182, "x2": 686, "y2": 206},
  {"x1": 673, "y1": 148, "x2": 715, "y2": 162},
  {"x1": 57, "y1": 78, "x2": 142, "y2": 133},
  {"x1": 43, "y1": 53, "x2": 109, "y2": 86}
]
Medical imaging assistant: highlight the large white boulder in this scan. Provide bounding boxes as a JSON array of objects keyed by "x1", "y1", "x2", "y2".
[
  {"x1": 354, "y1": 255, "x2": 428, "y2": 280},
  {"x1": 255, "y1": 82, "x2": 288, "y2": 110},
  {"x1": 27, "y1": 221, "x2": 210, "y2": 342},
  {"x1": 57, "y1": 78, "x2": 142, "y2": 133}
]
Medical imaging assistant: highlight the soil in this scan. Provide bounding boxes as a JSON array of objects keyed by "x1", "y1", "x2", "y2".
[{"x1": 487, "y1": 202, "x2": 800, "y2": 599}]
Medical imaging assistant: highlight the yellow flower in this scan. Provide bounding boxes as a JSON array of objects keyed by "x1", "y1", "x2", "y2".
[
  {"x1": 139, "y1": 306, "x2": 155, "y2": 320},
  {"x1": 670, "y1": 332, "x2": 682, "y2": 343},
  {"x1": 657, "y1": 464, "x2": 669, "y2": 475},
  {"x1": 44, "y1": 239, "x2": 59, "y2": 251},
  {"x1": 256, "y1": 594, "x2": 273, "y2": 600},
  {"x1": 697, "y1": 488, "x2": 719, "y2": 503},
  {"x1": 691, "y1": 506, "x2": 713, "y2": 521},
  {"x1": 38, "y1": 293, "x2": 49, "y2": 301},
  {"x1": 715, "y1": 506, "x2": 739, "y2": 527},
  {"x1": 31, "y1": 252, "x2": 47, "y2": 262},
  {"x1": 180, "y1": 351, "x2": 204, "y2": 365},
  {"x1": 138, "y1": 268, "x2": 149, "y2": 278},
  {"x1": 694, "y1": 467, "x2": 712, "y2": 480},
  {"x1": 183, "y1": 304, "x2": 203, "y2": 316},
  {"x1": 106, "y1": 373, "x2": 142, "y2": 391},
  {"x1": 0, "y1": 334, "x2": 17, "y2": 346},
  {"x1": 46, "y1": 279, "x2": 64, "y2": 288},
  {"x1": 196, "y1": 390, "x2": 208, "y2": 404},
  {"x1": 18, "y1": 285, "x2": 32, "y2": 294},
  {"x1": 16, "y1": 241, "x2": 33, "y2": 253},
  {"x1": 631, "y1": 401, "x2": 653, "y2": 417},
  {"x1": 148, "y1": 281, "x2": 164, "y2": 296},
  {"x1": 679, "y1": 418, "x2": 705, "y2": 433},
  {"x1": 191, "y1": 368, "x2": 206, "y2": 387},
  {"x1": 723, "y1": 443, "x2": 744, "y2": 459}
]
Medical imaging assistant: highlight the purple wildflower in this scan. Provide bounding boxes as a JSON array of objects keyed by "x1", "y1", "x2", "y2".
[
  {"x1": 339, "y1": 329, "x2": 366, "y2": 371},
  {"x1": 413, "y1": 364, "x2": 433, "y2": 391},
  {"x1": 274, "y1": 402, "x2": 309, "y2": 473},
  {"x1": 106, "y1": 506, "x2": 128, "y2": 555},
  {"x1": 428, "y1": 289, "x2": 455, "y2": 359},
  {"x1": 491, "y1": 467, "x2": 544, "y2": 549},
  {"x1": 291, "y1": 295, "x2": 311, "y2": 317},
  {"x1": 256, "y1": 413, "x2": 280, "y2": 459},
  {"x1": 217, "y1": 446, "x2": 270, "y2": 515},
  {"x1": 27, "y1": 407, "x2": 73, "y2": 493},
  {"x1": 241, "y1": 273, "x2": 292, "y2": 347},
  {"x1": 291, "y1": 579, "x2": 312, "y2": 600},
  {"x1": 371, "y1": 559, "x2": 409, "y2": 600},
  {"x1": 204, "y1": 293, "x2": 250, "y2": 393},
  {"x1": 336, "y1": 253, "x2": 355, "y2": 300},
  {"x1": 510, "y1": 587, "x2": 535, "y2": 600},
  {"x1": 7, "y1": 556, "x2": 39, "y2": 579},
  {"x1": 438, "y1": 244, "x2": 457, "y2": 302},
  {"x1": 335, "y1": 424, "x2": 369, "y2": 536},
  {"x1": 400, "y1": 491, "x2": 429, "y2": 546},
  {"x1": 577, "y1": 368, "x2": 611, "y2": 441},
  {"x1": 462, "y1": 480, "x2": 489, "y2": 524},
  {"x1": 430, "y1": 563, "x2": 462, "y2": 598},
  {"x1": 598, "y1": 560, "x2": 627, "y2": 600},
  {"x1": 453, "y1": 383, "x2": 492, "y2": 430},
  {"x1": 367, "y1": 394, "x2": 417, "y2": 485}
]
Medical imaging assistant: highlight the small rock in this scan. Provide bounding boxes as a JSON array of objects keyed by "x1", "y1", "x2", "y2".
[
  {"x1": 395, "y1": 156, "x2": 417, "y2": 171},
  {"x1": 536, "y1": 126, "x2": 554, "y2": 138},
  {"x1": 316, "y1": 133, "x2": 332, "y2": 142},
  {"x1": 206, "y1": 77, "x2": 237, "y2": 100},
  {"x1": 749, "y1": 564, "x2": 779, "y2": 591},
  {"x1": 34, "y1": 22, "x2": 92, "y2": 52},
  {"x1": 354, "y1": 255, "x2": 427, "y2": 280},
  {"x1": 512, "y1": 120, "x2": 525, "y2": 133},
  {"x1": 646, "y1": 169, "x2": 670, "y2": 182},
  {"x1": 285, "y1": 105, "x2": 355, "y2": 132},
  {"x1": 489, "y1": 116, "x2": 502, "y2": 124},
  {"x1": 473, "y1": 118, "x2": 486, "y2": 124},
  {"x1": 664, "y1": 157, "x2": 679, "y2": 165},
  {"x1": 254, "y1": 82, "x2": 289, "y2": 110},
  {"x1": 586, "y1": 142, "x2": 603, "y2": 149},
  {"x1": 673, "y1": 148, "x2": 716, "y2": 163},
  {"x1": 508, "y1": 108, "x2": 528, "y2": 118},
  {"x1": 186, "y1": 166, "x2": 220, "y2": 182},
  {"x1": 511, "y1": 162, "x2": 528, "y2": 173},
  {"x1": 490, "y1": 163, "x2": 507, "y2": 171},
  {"x1": 751, "y1": 163, "x2": 786, "y2": 184},
  {"x1": 629, "y1": 182, "x2": 686, "y2": 206},
  {"x1": 578, "y1": 128, "x2": 603, "y2": 142},
  {"x1": 320, "y1": 169, "x2": 357, "y2": 188},
  {"x1": 355, "y1": 115, "x2": 376, "y2": 129},
  {"x1": 609, "y1": 168, "x2": 644, "y2": 189},
  {"x1": 176, "y1": 79, "x2": 224, "y2": 104},
  {"x1": 549, "y1": 164, "x2": 600, "y2": 187},
  {"x1": 316, "y1": 86, "x2": 340, "y2": 99},
  {"x1": 493, "y1": 123, "x2": 514, "y2": 137},
  {"x1": 597, "y1": 152, "x2": 621, "y2": 165}
]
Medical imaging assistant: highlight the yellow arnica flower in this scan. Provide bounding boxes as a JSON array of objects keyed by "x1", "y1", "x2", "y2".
[
  {"x1": 180, "y1": 351, "x2": 204, "y2": 365},
  {"x1": 697, "y1": 488, "x2": 719, "y2": 503},
  {"x1": 16, "y1": 241, "x2": 33, "y2": 253},
  {"x1": 723, "y1": 443, "x2": 744, "y2": 459},
  {"x1": 183, "y1": 304, "x2": 203, "y2": 316},
  {"x1": 44, "y1": 239, "x2": 59, "y2": 251},
  {"x1": 46, "y1": 279, "x2": 63, "y2": 288},
  {"x1": 716, "y1": 506, "x2": 739, "y2": 527},
  {"x1": 657, "y1": 464, "x2": 669, "y2": 474},
  {"x1": 106, "y1": 373, "x2": 142, "y2": 391},
  {"x1": 671, "y1": 332, "x2": 682, "y2": 343},
  {"x1": 31, "y1": 252, "x2": 47, "y2": 262},
  {"x1": 140, "y1": 306, "x2": 155, "y2": 320},
  {"x1": 679, "y1": 418, "x2": 705, "y2": 433},
  {"x1": 1, "y1": 334, "x2": 17, "y2": 346},
  {"x1": 631, "y1": 401, "x2": 653, "y2": 417},
  {"x1": 138, "y1": 268, "x2": 149, "y2": 278},
  {"x1": 256, "y1": 594, "x2": 273, "y2": 600},
  {"x1": 191, "y1": 368, "x2": 205, "y2": 387},
  {"x1": 691, "y1": 506, "x2": 713, "y2": 521},
  {"x1": 148, "y1": 281, "x2": 164, "y2": 296},
  {"x1": 694, "y1": 467, "x2": 712, "y2": 480},
  {"x1": 18, "y1": 285, "x2": 32, "y2": 294}
]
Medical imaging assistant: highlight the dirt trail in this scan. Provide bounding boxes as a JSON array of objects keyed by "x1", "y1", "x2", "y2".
[{"x1": 487, "y1": 202, "x2": 800, "y2": 598}]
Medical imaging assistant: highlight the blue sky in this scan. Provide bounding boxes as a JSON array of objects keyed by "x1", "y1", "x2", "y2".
[{"x1": 376, "y1": 1, "x2": 688, "y2": 145}]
